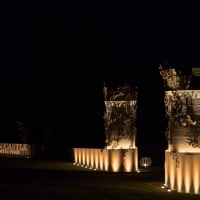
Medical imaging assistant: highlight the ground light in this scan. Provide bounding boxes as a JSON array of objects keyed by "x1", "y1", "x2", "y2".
[
  {"x1": 160, "y1": 184, "x2": 172, "y2": 192},
  {"x1": 72, "y1": 163, "x2": 101, "y2": 171}
]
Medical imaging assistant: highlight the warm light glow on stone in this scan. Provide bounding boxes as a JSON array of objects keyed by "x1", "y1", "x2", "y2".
[
  {"x1": 74, "y1": 148, "x2": 78, "y2": 163},
  {"x1": 185, "y1": 155, "x2": 192, "y2": 193},
  {"x1": 94, "y1": 149, "x2": 99, "y2": 169},
  {"x1": 86, "y1": 148, "x2": 90, "y2": 166},
  {"x1": 90, "y1": 149, "x2": 94, "y2": 168},
  {"x1": 177, "y1": 159, "x2": 183, "y2": 192},
  {"x1": 165, "y1": 151, "x2": 200, "y2": 194},
  {"x1": 111, "y1": 150, "x2": 121, "y2": 172},
  {"x1": 169, "y1": 158, "x2": 175, "y2": 190},
  {"x1": 78, "y1": 148, "x2": 81, "y2": 164},
  {"x1": 72, "y1": 148, "x2": 138, "y2": 172},
  {"x1": 124, "y1": 158, "x2": 132, "y2": 172},
  {"x1": 100, "y1": 152, "x2": 103, "y2": 170},
  {"x1": 103, "y1": 150, "x2": 109, "y2": 171},
  {"x1": 82, "y1": 148, "x2": 85, "y2": 165},
  {"x1": 124, "y1": 149, "x2": 135, "y2": 172},
  {"x1": 193, "y1": 156, "x2": 199, "y2": 193}
]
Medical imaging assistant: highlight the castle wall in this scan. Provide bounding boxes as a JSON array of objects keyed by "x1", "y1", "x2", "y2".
[
  {"x1": 165, "y1": 89, "x2": 200, "y2": 193},
  {"x1": 72, "y1": 147, "x2": 138, "y2": 172},
  {"x1": 166, "y1": 90, "x2": 200, "y2": 153},
  {"x1": 165, "y1": 151, "x2": 200, "y2": 193},
  {"x1": 160, "y1": 67, "x2": 200, "y2": 194},
  {"x1": 104, "y1": 100, "x2": 137, "y2": 150}
]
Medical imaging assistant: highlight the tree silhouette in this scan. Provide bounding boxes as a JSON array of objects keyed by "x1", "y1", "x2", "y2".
[{"x1": 16, "y1": 120, "x2": 29, "y2": 144}]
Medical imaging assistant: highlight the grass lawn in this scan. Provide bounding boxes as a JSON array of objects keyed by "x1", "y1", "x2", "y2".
[{"x1": 0, "y1": 157, "x2": 199, "y2": 200}]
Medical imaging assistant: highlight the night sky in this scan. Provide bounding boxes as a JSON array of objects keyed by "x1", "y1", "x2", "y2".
[{"x1": 1, "y1": 1, "x2": 200, "y2": 166}]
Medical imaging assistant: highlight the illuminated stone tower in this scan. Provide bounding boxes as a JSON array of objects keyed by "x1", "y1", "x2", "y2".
[
  {"x1": 103, "y1": 84, "x2": 137, "y2": 156},
  {"x1": 72, "y1": 84, "x2": 138, "y2": 172},
  {"x1": 160, "y1": 66, "x2": 200, "y2": 194}
]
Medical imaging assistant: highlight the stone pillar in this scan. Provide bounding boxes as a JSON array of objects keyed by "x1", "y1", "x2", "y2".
[
  {"x1": 160, "y1": 66, "x2": 200, "y2": 193},
  {"x1": 102, "y1": 84, "x2": 138, "y2": 172}
]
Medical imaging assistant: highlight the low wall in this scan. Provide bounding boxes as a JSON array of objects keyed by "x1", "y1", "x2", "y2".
[
  {"x1": 73, "y1": 148, "x2": 138, "y2": 172},
  {"x1": 165, "y1": 150, "x2": 200, "y2": 193}
]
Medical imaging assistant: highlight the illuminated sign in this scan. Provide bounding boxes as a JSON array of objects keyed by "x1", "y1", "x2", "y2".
[
  {"x1": 0, "y1": 143, "x2": 27, "y2": 155},
  {"x1": 192, "y1": 68, "x2": 200, "y2": 76}
]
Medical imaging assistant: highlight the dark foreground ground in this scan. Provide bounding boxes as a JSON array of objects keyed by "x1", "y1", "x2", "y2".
[{"x1": 0, "y1": 157, "x2": 199, "y2": 200}]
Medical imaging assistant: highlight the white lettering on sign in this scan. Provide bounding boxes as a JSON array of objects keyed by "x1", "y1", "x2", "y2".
[
  {"x1": 0, "y1": 143, "x2": 28, "y2": 155},
  {"x1": 192, "y1": 68, "x2": 200, "y2": 76}
]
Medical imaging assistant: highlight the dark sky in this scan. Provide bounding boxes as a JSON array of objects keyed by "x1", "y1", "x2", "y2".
[
  {"x1": 1, "y1": 1, "x2": 200, "y2": 166},
  {"x1": 2, "y1": 1, "x2": 200, "y2": 68}
]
